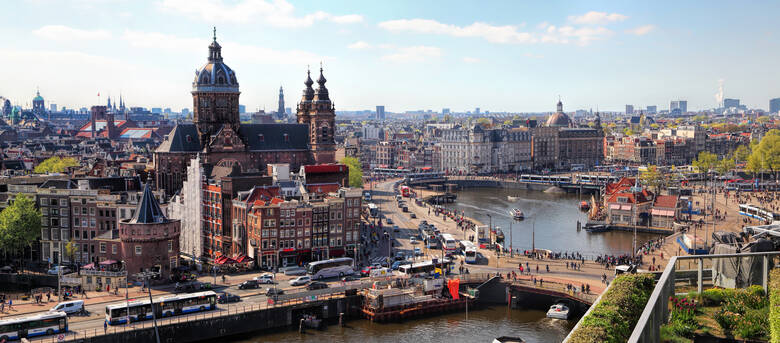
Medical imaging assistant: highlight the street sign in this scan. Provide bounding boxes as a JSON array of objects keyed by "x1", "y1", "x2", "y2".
[{"x1": 57, "y1": 334, "x2": 65, "y2": 342}]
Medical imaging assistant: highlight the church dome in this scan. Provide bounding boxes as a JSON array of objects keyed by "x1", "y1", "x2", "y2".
[
  {"x1": 33, "y1": 91, "x2": 44, "y2": 102},
  {"x1": 546, "y1": 112, "x2": 572, "y2": 127},
  {"x1": 192, "y1": 28, "x2": 238, "y2": 93}
]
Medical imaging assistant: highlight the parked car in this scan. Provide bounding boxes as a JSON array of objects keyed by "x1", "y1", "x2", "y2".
[
  {"x1": 386, "y1": 218, "x2": 394, "y2": 225},
  {"x1": 283, "y1": 267, "x2": 306, "y2": 276},
  {"x1": 254, "y1": 273, "x2": 275, "y2": 284},
  {"x1": 409, "y1": 213, "x2": 417, "y2": 219},
  {"x1": 394, "y1": 252, "x2": 406, "y2": 261},
  {"x1": 266, "y1": 287, "x2": 284, "y2": 296},
  {"x1": 47, "y1": 266, "x2": 71, "y2": 275},
  {"x1": 238, "y1": 280, "x2": 260, "y2": 290},
  {"x1": 410, "y1": 236, "x2": 418, "y2": 244},
  {"x1": 393, "y1": 225, "x2": 400, "y2": 233},
  {"x1": 290, "y1": 275, "x2": 312, "y2": 286},
  {"x1": 217, "y1": 293, "x2": 241, "y2": 304},
  {"x1": 414, "y1": 247, "x2": 422, "y2": 256},
  {"x1": 306, "y1": 281, "x2": 329, "y2": 290}
]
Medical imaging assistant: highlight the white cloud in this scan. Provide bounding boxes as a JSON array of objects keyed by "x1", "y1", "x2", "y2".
[
  {"x1": 347, "y1": 41, "x2": 371, "y2": 50},
  {"x1": 568, "y1": 11, "x2": 628, "y2": 25},
  {"x1": 462, "y1": 57, "x2": 480, "y2": 63},
  {"x1": 378, "y1": 18, "x2": 612, "y2": 45},
  {"x1": 523, "y1": 52, "x2": 544, "y2": 59},
  {"x1": 625, "y1": 25, "x2": 656, "y2": 36},
  {"x1": 381, "y1": 46, "x2": 441, "y2": 63},
  {"x1": 157, "y1": 0, "x2": 363, "y2": 28},
  {"x1": 122, "y1": 30, "x2": 322, "y2": 65},
  {"x1": 32, "y1": 25, "x2": 111, "y2": 41}
]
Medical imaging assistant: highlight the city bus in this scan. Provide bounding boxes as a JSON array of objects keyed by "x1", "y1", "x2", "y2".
[
  {"x1": 0, "y1": 311, "x2": 67, "y2": 341},
  {"x1": 106, "y1": 291, "x2": 217, "y2": 325},
  {"x1": 738, "y1": 204, "x2": 780, "y2": 222},
  {"x1": 367, "y1": 203, "x2": 379, "y2": 217},
  {"x1": 459, "y1": 240, "x2": 478, "y2": 264},
  {"x1": 397, "y1": 259, "x2": 452, "y2": 276},
  {"x1": 440, "y1": 233, "x2": 457, "y2": 252},
  {"x1": 306, "y1": 257, "x2": 355, "y2": 279}
]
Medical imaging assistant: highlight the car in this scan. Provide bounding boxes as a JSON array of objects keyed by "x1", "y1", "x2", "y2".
[
  {"x1": 341, "y1": 275, "x2": 358, "y2": 282},
  {"x1": 47, "y1": 266, "x2": 71, "y2": 275},
  {"x1": 217, "y1": 293, "x2": 241, "y2": 304},
  {"x1": 283, "y1": 267, "x2": 307, "y2": 276},
  {"x1": 393, "y1": 225, "x2": 400, "y2": 233},
  {"x1": 238, "y1": 280, "x2": 260, "y2": 290},
  {"x1": 386, "y1": 218, "x2": 394, "y2": 225},
  {"x1": 410, "y1": 213, "x2": 417, "y2": 219},
  {"x1": 254, "y1": 273, "x2": 275, "y2": 284},
  {"x1": 414, "y1": 247, "x2": 422, "y2": 256},
  {"x1": 360, "y1": 266, "x2": 377, "y2": 276},
  {"x1": 410, "y1": 236, "x2": 418, "y2": 244},
  {"x1": 0, "y1": 265, "x2": 17, "y2": 274},
  {"x1": 266, "y1": 287, "x2": 284, "y2": 296},
  {"x1": 391, "y1": 261, "x2": 402, "y2": 270},
  {"x1": 175, "y1": 281, "x2": 210, "y2": 293},
  {"x1": 306, "y1": 281, "x2": 329, "y2": 290},
  {"x1": 394, "y1": 252, "x2": 406, "y2": 261},
  {"x1": 50, "y1": 300, "x2": 85, "y2": 315},
  {"x1": 290, "y1": 275, "x2": 311, "y2": 286}
]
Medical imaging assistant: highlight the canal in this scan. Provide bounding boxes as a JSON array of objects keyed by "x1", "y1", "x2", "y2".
[
  {"x1": 441, "y1": 187, "x2": 662, "y2": 257},
  {"x1": 230, "y1": 306, "x2": 575, "y2": 343}
]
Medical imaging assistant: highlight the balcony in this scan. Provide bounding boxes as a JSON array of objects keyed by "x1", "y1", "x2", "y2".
[{"x1": 80, "y1": 269, "x2": 126, "y2": 277}]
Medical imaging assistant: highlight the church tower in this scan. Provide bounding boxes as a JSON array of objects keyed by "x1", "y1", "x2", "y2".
[
  {"x1": 192, "y1": 28, "x2": 240, "y2": 143},
  {"x1": 277, "y1": 86, "x2": 286, "y2": 120},
  {"x1": 297, "y1": 66, "x2": 336, "y2": 164}
]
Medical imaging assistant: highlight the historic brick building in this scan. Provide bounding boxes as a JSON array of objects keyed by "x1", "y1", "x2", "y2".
[{"x1": 154, "y1": 31, "x2": 336, "y2": 196}]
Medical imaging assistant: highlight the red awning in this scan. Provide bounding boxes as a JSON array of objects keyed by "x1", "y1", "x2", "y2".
[
  {"x1": 99, "y1": 259, "x2": 117, "y2": 265},
  {"x1": 82, "y1": 263, "x2": 95, "y2": 269}
]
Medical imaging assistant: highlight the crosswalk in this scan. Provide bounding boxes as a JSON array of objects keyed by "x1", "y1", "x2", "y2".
[{"x1": 369, "y1": 256, "x2": 388, "y2": 264}]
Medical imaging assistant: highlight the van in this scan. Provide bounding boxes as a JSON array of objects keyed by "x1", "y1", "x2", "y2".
[
  {"x1": 50, "y1": 300, "x2": 84, "y2": 315},
  {"x1": 369, "y1": 267, "x2": 392, "y2": 278}
]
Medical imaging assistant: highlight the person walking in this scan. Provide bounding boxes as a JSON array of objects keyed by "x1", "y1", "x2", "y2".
[{"x1": 104, "y1": 320, "x2": 108, "y2": 334}]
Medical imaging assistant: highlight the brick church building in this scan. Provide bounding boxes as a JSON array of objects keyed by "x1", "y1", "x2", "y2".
[{"x1": 154, "y1": 30, "x2": 337, "y2": 196}]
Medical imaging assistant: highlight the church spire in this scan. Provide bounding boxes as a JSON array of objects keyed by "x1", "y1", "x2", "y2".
[
  {"x1": 313, "y1": 63, "x2": 329, "y2": 101},
  {"x1": 302, "y1": 66, "x2": 314, "y2": 102},
  {"x1": 208, "y1": 26, "x2": 222, "y2": 62}
]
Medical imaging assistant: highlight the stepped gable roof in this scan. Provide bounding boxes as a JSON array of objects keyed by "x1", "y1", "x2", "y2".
[{"x1": 128, "y1": 183, "x2": 166, "y2": 224}]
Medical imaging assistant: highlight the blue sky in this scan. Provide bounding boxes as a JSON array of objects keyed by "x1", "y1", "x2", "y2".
[{"x1": 1, "y1": 0, "x2": 779, "y2": 113}]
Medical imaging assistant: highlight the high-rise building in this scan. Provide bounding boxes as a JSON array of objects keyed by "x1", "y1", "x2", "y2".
[
  {"x1": 475, "y1": 107, "x2": 481, "y2": 115},
  {"x1": 239, "y1": 104, "x2": 246, "y2": 113},
  {"x1": 442, "y1": 108, "x2": 451, "y2": 114},
  {"x1": 376, "y1": 105, "x2": 385, "y2": 120},
  {"x1": 723, "y1": 98, "x2": 740, "y2": 109},
  {"x1": 670, "y1": 100, "x2": 688, "y2": 114},
  {"x1": 770, "y1": 98, "x2": 780, "y2": 114},
  {"x1": 625, "y1": 105, "x2": 634, "y2": 115},
  {"x1": 50, "y1": 104, "x2": 57, "y2": 112},
  {"x1": 646, "y1": 105, "x2": 657, "y2": 114},
  {"x1": 181, "y1": 108, "x2": 190, "y2": 115}
]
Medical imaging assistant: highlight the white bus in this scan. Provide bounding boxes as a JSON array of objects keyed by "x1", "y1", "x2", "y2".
[
  {"x1": 306, "y1": 257, "x2": 355, "y2": 280},
  {"x1": 368, "y1": 203, "x2": 379, "y2": 217},
  {"x1": 0, "y1": 311, "x2": 68, "y2": 341},
  {"x1": 106, "y1": 291, "x2": 217, "y2": 325},
  {"x1": 398, "y1": 259, "x2": 452, "y2": 276},
  {"x1": 460, "y1": 240, "x2": 478, "y2": 264},
  {"x1": 440, "y1": 233, "x2": 457, "y2": 252}
]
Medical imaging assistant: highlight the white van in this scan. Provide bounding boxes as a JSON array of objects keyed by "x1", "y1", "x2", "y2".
[
  {"x1": 50, "y1": 300, "x2": 84, "y2": 315},
  {"x1": 369, "y1": 267, "x2": 392, "y2": 278}
]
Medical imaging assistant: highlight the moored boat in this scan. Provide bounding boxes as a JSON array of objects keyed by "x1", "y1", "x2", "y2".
[
  {"x1": 579, "y1": 201, "x2": 590, "y2": 211},
  {"x1": 546, "y1": 303, "x2": 570, "y2": 320},
  {"x1": 493, "y1": 337, "x2": 526, "y2": 343},
  {"x1": 510, "y1": 208, "x2": 524, "y2": 220},
  {"x1": 507, "y1": 196, "x2": 520, "y2": 201}
]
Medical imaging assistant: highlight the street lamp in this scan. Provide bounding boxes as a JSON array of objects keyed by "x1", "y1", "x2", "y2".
[
  {"x1": 134, "y1": 271, "x2": 161, "y2": 343},
  {"x1": 122, "y1": 260, "x2": 130, "y2": 327}
]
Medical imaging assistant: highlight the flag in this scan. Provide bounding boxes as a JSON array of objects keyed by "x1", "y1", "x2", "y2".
[{"x1": 97, "y1": 92, "x2": 100, "y2": 97}]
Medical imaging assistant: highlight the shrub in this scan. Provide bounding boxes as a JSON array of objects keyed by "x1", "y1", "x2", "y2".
[
  {"x1": 770, "y1": 269, "x2": 780, "y2": 343},
  {"x1": 737, "y1": 307, "x2": 769, "y2": 339},
  {"x1": 714, "y1": 308, "x2": 740, "y2": 334},
  {"x1": 567, "y1": 274, "x2": 655, "y2": 343},
  {"x1": 702, "y1": 288, "x2": 735, "y2": 306}
]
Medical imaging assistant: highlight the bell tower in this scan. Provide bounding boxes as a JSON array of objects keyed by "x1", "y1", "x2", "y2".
[{"x1": 302, "y1": 65, "x2": 336, "y2": 164}]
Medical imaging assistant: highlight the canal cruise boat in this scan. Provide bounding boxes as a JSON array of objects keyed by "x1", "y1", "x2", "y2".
[{"x1": 510, "y1": 208, "x2": 524, "y2": 220}]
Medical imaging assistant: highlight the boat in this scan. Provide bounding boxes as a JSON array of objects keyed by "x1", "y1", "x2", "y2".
[
  {"x1": 507, "y1": 196, "x2": 520, "y2": 201},
  {"x1": 302, "y1": 314, "x2": 323, "y2": 329},
  {"x1": 493, "y1": 337, "x2": 526, "y2": 343},
  {"x1": 579, "y1": 201, "x2": 590, "y2": 211},
  {"x1": 585, "y1": 224, "x2": 609, "y2": 233},
  {"x1": 510, "y1": 208, "x2": 524, "y2": 220},
  {"x1": 495, "y1": 228, "x2": 505, "y2": 243},
  {"x1": 546, "y1": 303, "x2": 570, "y2": 320}
]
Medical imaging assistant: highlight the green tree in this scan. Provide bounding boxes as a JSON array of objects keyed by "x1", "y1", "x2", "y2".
[
  {"x1": 747, "y1": 129, "x2": 780, "y2": 180},
  {"x1": 476, "y1": 117, "x2": 491, "y2": 127},
  {"x1": 340, "y1": 157, "x2": 363, "y2": 188},
  {"x1": 623, "y1": 128, "x2": 635, "y2": 136},
  {"x1": 756, "y1": 116, "x2": 770, "y2": 124},
  {"x1": 443, "y1": 114, "x2": 453, "y2": 123},
  {"x1": 34, "y1": 156, "x2": 79, "y2": 174},
  {"x1": 733, "y1": 145, "x2": 750, "y2": 163},
  {"x1": 716, "y1": 157, "x2": 736, "y2": 176},
  {"x1": 640, "y1": 165, "x2": 666, "y2": 194},
  {"x1": 0, "y1": 194, "x2": 41, "y2": 261},
  {"x1": 65, "y1": 239, "x2": 78, "y2": 265},
  {"x1": 693, "y1": 151, "x2": 718, "y2": 173}
]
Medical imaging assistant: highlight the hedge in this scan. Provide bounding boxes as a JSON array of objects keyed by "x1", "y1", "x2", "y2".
[
  {"x1": 567, "y1": 273, "x2": 655, "y2": 343},
  {"x1": 771, "y1": 269, "x2": 780, "y2": 343}
]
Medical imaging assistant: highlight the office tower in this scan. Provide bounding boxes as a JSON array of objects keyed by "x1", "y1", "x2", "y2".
[
  {"x1": 670, "y1": 100, "x2": 688, "y2": 113},
  {"x1": 239, "y1": 104, "x2": 246, "y2": 113},
  {"x1": 770, "y1": 98, "x2": 780, "y2": 114},
  {"x1": 442, "y1": 108, "x2": 450, "y2": 114},
  {"x1": 376, "y1": 105, "x2": 385, "y2": 120},
  {"x1": 646, "y1": 105, "x2": 657, "y2": 114},
  {"x1": 475, "y1": 107, "x2": 480, "y2": 115},
  {"x1": 723, "y1": 98, "x2": 740, "y2": 109},
  {"x1": 50, "y1": 104, "x2": 57, "y2": 112},
  {"x1": 625, "y1": 105, "x2": 634, "y2": 115}
]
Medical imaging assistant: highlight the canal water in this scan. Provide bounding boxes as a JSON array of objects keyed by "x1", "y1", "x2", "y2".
[
  {"x1": 441, "y1": 187, "x2": 662, "y2": 257},
  {"x1": 230, "y1": 306, "x2": 575, "y2": 343}
]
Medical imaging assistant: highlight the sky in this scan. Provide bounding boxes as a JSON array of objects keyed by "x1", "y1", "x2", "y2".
[{"x1": 1, "y1": 0, "x2": 780, "y2": 113}]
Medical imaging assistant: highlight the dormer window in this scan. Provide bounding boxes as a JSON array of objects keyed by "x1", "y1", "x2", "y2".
[{"x1": 258, "y1": 134, "x2": 264, "y2": 142}]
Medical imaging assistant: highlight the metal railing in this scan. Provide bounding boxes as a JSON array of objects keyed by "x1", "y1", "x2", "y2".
[{"x1": 627, "y1": 251, "x2": 780, "y2": 343}]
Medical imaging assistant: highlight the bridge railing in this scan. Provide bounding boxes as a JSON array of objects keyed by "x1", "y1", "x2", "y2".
[{"x1": 624, "y1": 251, "x2": 780, "y2": 343}]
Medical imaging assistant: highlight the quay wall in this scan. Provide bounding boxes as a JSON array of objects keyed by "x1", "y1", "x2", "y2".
[
  {"x1": 0, "y1": 273, "x2": 57, "y2": 291},
  {"x1": 440, "y1": 179, "x2": 600, "y2": 194}
]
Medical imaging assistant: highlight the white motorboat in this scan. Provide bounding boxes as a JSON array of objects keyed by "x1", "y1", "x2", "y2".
[
  {"x1": 510, "y1": 208, "x2": 524, "y2": 220},
  {"x1": 546, "y1": 303, "x2": 570, "y2": 320},
  {"x1": 507, "y1": 196, "x2": 520, "y2": 201}
]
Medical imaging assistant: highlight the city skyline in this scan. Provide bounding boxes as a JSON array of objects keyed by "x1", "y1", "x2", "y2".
[{"x1": 2, "y1": 0, "x2": 780, "y2": 112}]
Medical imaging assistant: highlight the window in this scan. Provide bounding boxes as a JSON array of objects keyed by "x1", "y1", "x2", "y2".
[
  {"x1": 50, "y1": 198, "x2": 58, "y2": 206},
  {"x1": 112, "y1": 244, "x2": 117, "y2": 254},
  {"x1": 170, "y1": 257, "x2": 177, "y2": 270},
  {"x1": 73, "y1": 218, "x2": 79, "y2": 227},
  {"x1": 100, "y1": 243, "x2": 106, "y2": 253},
  {"x1": 74, "y1": 230, "x2": 80, "y2": 239},
  {"x1": 167, "y1": 240, "x2": 172, "y2": 252},
  {"x1": 90, "y1": 219, "x2": 96, "y2": 228},
  {"x1": 89, "y1": 208, "x2": 95, "y2": 216},
  {"x1": 135, "y1": 246, "x2": 142, "y2": 255}
]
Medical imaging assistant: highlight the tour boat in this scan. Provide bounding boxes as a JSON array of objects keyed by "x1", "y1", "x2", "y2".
[
  {"x1": 507, "y1": 196, "x2": 521, "y2": 201},
  {"x1": 493, "y1": 337, "x2": 526, "y2": 343},
  {"x1": 546, "y1": 303, "x2": 570, "y2": 320},
  {"x1": 495, "y1": 228, "x2": 505, "y2": 243},
  {"x1": 510, "y1": 208, "x2": 524, "y2": 220},
  {"x1": 579, "y1": 201, "x2": 590, "y2": 211}
]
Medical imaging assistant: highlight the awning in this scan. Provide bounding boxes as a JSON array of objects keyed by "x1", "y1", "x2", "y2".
[
  {"x1": 82, "y1": 263, "x2": 95, "y2": 269},
  {"x1": 99, "y1": 259, "x2": 118, "y2": 265},
  {"x1": 621, "y1": 205, "x2": 632, "y2": 211},
  {"x1": 651, "y1": 209, "x2": 675, "y2": 217},
  {"x1": 609, "y1": 204, "x2": 621, "y2": 210}
]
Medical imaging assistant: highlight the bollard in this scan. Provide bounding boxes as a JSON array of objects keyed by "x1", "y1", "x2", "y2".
[{"x1": 339, "y1": 312, "x2": 344, "y2": 326}]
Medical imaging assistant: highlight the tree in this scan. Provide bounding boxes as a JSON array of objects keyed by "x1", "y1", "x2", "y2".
[
  {"x1": 747, "y1": 129, "x2": 780, "y2": 180},
  {"x1": 0, "y1": 194, "x2": 41, "y2": 262},
  {"x1": 476, "y1": 117, "x2": 491, "y2": 127},
  {"x1": 716, "y1": 157, "x2": 735, "y2": 176},
  {"x1": 733, "y1": 145, "x2": 750, "y2": 163},
  {"x1": 693, "y1": 151, "x2": 718, "y2": 174},
  {"x1": 34, "y1": 156, "x2": 79, "y2": 174},
  {"x1": 340, "y1": 157, "x2": 363, "y2": 188},
  {"x1": 757, "y1": 116, "x2": 770, "y2": 124},
  {"x1": 443, "y1": 114, "x2": 453, "y2": 123},
  {"x1": 640, "y1": 165, "x2": 666, "y2": 194},
  {"x1": 65, "y1": 239, "x2": 78, "y2": 265}
]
